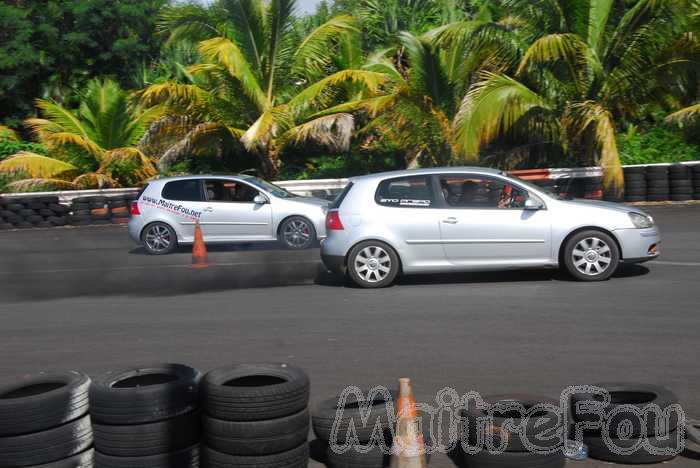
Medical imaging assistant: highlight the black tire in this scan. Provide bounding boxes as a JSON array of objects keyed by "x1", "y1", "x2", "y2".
[
  {"x1": 347, "y1": 240, "x2": 400, "y2": 288},
  {"x1": 624, "y1": 195, "x2": 646, "y2": 203},
  {"x1": 312, "y1": 390, "x2": 397, "y2": 443},
  {"x1": 570, "y1": 383, "x2": 679, "y2": 437},
  {"x1": 30, "y1": 449, "x2": 94, "y2": 468},
  {"x1": 38, "y1": 208, "x2": 54, "y2": 217},
  {"x1": 71, "y1": 203, "x2": 89, "y2": 211},
  {"x1": 0, "y1": 223, "x2": 13, "y2": 230},
  {"x1": 18, "y1": 209, "x2": 36, "y2": 217},
  {"x1": 646, "y1": 181, "x2": 669, "y2": 188},
  {"x1": 13, "y1": 221, "x2": 34, "y2": 229},
  {"x1": 48, "y1": 204, "x2": 69, "y2": 214},
  {"x1": 0, "y1": 414, "x2": 92, "y2": 467},
  {"x1": 584, "y1": 430, "x2": 681, "y2": 464},
  {"x1": 463, "y1": 395, "x2": 563, "y2": 453},
  {"x1": 646, "y1": 166, "x2": 668, "y2": 174},
  {"x1": 562, "y1": 230, "x2": 620, "y2": 281},
  {"x1": 93, "y1": 410, "x2": 200, "y2": 457},
  {"x1": 647, "y1": 194, "x2": 669, "y2": 201},
  {"x1": 201, "y1": 443, "x2": 309, "y2": 468},
  {"x1": 670, "y1": 187, "x2": 693, "y2": 194},
  {"x1": 27, "y1": 215, "x2": 44, "y2": 225},
  {"x1": 140, "y1": 222, "x2": 178, "y2": 255},
  {"x1": 670, "y1": 179, "x2": 693, "y2": 187},
  {"x1": 0, "y1": 371, "x2": 90, "y2": 437},
  {"x1": 94, "y1": 444, "x2": 199, "y2": 468},
  {"x1": 204, "y1": 409, "x2": 309, "y2": 456},
  {"x1": 0, "y1": 209, "x2": 15, "y2": 218},
  {"x1": 687, "y1": 420, "x2": 700, "y2": 444},
  {"x1": 109, "y1": 200, "x2": 127, "y2": 208},
  {"x1": 6, "y1": 203, "x2": 25, "y2": 212},
  {"x1": 202, "y1": 363, "x2": 309, "y2": 422},
  {"x1": 68, "y1": 215, "x2": 91, "y2": 226},
  {"x1": 461, "y1": 450, "x2": 565, "y2": 468},
  {"x1": 325, "y1": 443, "x2": 391, "y2": 468},
  {"x1": 47, "y1": 216, "x2": 67, "y2": 227},
  {"x1": 278, "y1": 216, "x2": 317, "y2": 250},
  {"x1": 28, "y1": 201, "x2": 46, "y2": 210},
  {"x1": 89, "y1": 363, "x2": 201, "y2": 425}
]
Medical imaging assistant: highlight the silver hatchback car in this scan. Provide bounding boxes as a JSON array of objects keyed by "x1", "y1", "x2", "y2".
[
  {"x1": 321, "y1": 167, "x2": 660, "y2": 288},
  {"x1": 128, "y1": 175, "x2": 328, "y2": 254}
]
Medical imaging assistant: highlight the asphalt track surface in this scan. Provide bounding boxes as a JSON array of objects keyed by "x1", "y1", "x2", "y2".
[{"x1": 1, "y1": 204, "x2": 699, "y2": 467}]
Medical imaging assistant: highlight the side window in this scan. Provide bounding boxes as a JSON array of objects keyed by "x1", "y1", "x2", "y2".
[
  {"x1": 439, "y1": 176, "x2": 528, "y2": 209},
  {"x1": 204, "y1": 179, "x2": 259, "y2": 203},
  {"x1": 375, "y1": 176, "x2": 435, "y2": 208},
  {"x1": 161, "y1": 180, "x2": 203, "y2": 202}
]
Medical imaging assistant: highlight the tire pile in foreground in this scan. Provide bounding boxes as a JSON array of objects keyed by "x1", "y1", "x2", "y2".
[
  {"x1": 0, "y1": 365, "x2": 692, "y2": 468},
  {"x1": 0, "y1": 194, "x2": 137, "y2": 229}
]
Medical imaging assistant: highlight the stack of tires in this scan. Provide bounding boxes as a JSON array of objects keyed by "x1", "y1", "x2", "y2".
[
  {"x1": 580, "y1": 177, "x2": 603, "y2": 200},
  {"x1": 90, "y1": 364, "x2": 202, "y2": 468},
  {"x1": 570, "y1": 383, "x2": 682, "y2": 464},
  {"x1": 69, "y1": 195, "x2": 135, "y2": 226},
  {"x1": 645, "y1": 165, "x2": 669, "y2": 201},
  {"x1": 694, "y1": 164, "x2": 700, "y2": 200},
  {"x1": 312, "y1": 390, "x2": 398, "y2": 467},
  {"x1": 0, "y1": 195, "x2": 71, "y2": 229},
  {"x1": 460, "y1": 395, "x2": 565, "y2": 468},
  {"x1": 0, "y1": 371, "x2": 94, "y2": 467},
  {"x1": 668, "y1": 164, "x2": 693, "y2": 201},
  {"x1": 623, "y1": 167, "x2": 646, "y2": 202},
  {"x1": 201, "y1": 363, "x2": 310, "y2": 468}
]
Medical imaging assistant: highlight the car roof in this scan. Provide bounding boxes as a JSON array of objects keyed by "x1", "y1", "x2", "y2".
[
  {"x1": 148, "y1": 174, "x2": 253, "y2": 184},
  {"x1": 349, "y1": 167, "x2": 505, "y2": 183}
]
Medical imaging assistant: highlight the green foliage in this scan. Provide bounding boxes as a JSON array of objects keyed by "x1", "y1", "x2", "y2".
[
  {"x1": 618, "y1": 124, "x2": 700, "y2": 165},
  {"x1": 0, "y1": 136, "x2": 47, "y2": 162}
]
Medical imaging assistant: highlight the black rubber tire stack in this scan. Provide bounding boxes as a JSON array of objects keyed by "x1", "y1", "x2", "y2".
[
  {"x1": 668, "y1": 164, "x2": 693, "y2": 201},
  {"x1": 89, "y1": 197, "x2": 111, "y2": 225},
  {"x1": 90, "y1": 363, "x2": 202, "y2": 468},
  {"x1": 69, "y1": 197, "x2": 94, "y2": 226},
  {"x1": 645, "y1": 165, "x2": 670, "y2": 201},
  {"x1": 623, "y1": 166, "x2": 647, "y2": 202},
  {"x1": 459, "y1": 394, "x2": 565, "y2": 468},
  {"x1": 108, "y1": 197, "x2": 131, "y2": 225},
  {"x1": 201, "y1": 363, "x2": 311, "y2": 468},
  {"x1": 312, "y1": 390, "x2": 399, "y2": 468},
  {"x1": 0, "y1": 371, "x2": 94, "y2": 467},
  {"x1": 581, "y1": 177, "x2": 603, "y2": 200},
  {"x1": 570, "y1": 383, "x2": 683, "y2": 464},
  {"x1": 0, "y1": 196, "x2": 14, "y2": 230},
  {"x1": 0, "y1": 195, "x2": 69, "y2": 229},
  {"x1": 693, "y1": 164, "x2": 700, "y2": 200}
]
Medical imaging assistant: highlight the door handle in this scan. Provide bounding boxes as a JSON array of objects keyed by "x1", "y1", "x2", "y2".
[
  {"x1": 442, "y1": 217, "x2": 458, "y2": 224},
  {"x1": 203, "y1": 207, "x2": 214, "y2": 213}
]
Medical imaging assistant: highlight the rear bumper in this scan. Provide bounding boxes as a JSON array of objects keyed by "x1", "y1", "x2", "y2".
[
  {"x1": 127, "y1": 217, "x2": 145, "y2": 244},
  {"x1": 321, "y1": 254, "x2": 346, "y2": 275},
  {"x1": 614, "y1": 227, "x2": 660, "y2": 263}
]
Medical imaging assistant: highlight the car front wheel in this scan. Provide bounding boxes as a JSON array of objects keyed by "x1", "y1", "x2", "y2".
[
  {"x1": 563, "y1": 230, "x2": 620, "y2": 281},
  {"x1": 347, "y1": 240, "x2": 399, "y2": 288},
  {"x1": 279, "y1": 216, "x2": 316, "y2": 249}
]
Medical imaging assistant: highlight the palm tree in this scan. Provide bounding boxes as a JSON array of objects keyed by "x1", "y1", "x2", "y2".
[
  {"x1": 451, "y1": 0, "x2": 693, "y2": 187},
  {"x1": 0, "y1": 79, "x2": 162, "y2": 191},
  {"x1": 143, "y1": 0, "x2": 385, "y2": 178}
]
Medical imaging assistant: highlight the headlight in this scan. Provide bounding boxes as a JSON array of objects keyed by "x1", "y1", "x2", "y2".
[{"x1": 629, "y1": 212, "x2": 654, "y2": 229}]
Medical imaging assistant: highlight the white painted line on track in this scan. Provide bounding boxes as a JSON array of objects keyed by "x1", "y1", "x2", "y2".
[
  {"x1": 652, "y1": 260, "x2": 700, "y2": 267},
  {"x1": 0, "y1": 261, "x2": 320, "y2": 275}
]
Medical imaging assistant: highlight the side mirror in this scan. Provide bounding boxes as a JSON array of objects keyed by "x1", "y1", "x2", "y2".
[
  {"x1": 524, "y1": 198, "x2": 544, "y2": 210},
  {"x1": 253, "y1": 194, "x2": 268, "y2": 204}
]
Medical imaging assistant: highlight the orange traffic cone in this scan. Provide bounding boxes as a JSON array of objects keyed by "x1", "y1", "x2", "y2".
[
  {"x1": 192, "y1": 220, "x2": 210, "y2": 269},
  {"x1": 390, "y1": 378, "x2": 427, "y2": 468}
]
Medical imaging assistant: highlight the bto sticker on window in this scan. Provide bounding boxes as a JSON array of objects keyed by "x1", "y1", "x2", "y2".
[{"x1": 380, "y1": 198, "x2": 432, "y2": 207}]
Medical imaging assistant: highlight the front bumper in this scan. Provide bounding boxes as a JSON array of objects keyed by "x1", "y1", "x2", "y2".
[{"x1": 614, "y1": 227, "x2": 661, "y2": 263}]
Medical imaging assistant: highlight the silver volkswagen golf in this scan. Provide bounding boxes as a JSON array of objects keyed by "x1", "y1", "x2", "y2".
[
  {"x1": 128, "y1": 175, "x2": 328, "y2": 254},
  {"x1": 321, "y1": 168, "x2": 660, "y2": 288}
]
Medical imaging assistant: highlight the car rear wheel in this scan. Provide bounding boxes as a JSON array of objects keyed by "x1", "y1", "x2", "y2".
[
  {"x1": 563, "y1": 230, "x2": 620, "y2": 281},
  {"x1": 142, "y1": 222, "x2": 178, "y2": 255},
  {"x1": 279, "y1": 217, "x2": 316, "y2": 249},
  {"x1": 347, "y1": 240, "x2": 399, "y2": 288}
]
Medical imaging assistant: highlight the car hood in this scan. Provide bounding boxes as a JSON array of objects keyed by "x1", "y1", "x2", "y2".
[
  {"x1": 288, "y1": 196, "x2": 330, "y2": 209},
  {"x1": 558, "y1": 197, "x2": 641, "y2": 215}
]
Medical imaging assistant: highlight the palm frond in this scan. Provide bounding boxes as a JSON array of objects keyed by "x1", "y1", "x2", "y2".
[
  {"x1": 0, "y1": 125, "x2": 19, "y2": 141},
  {"x1": 224, "y1": 0, "x2": 266, "y2": 71},
  {"x1": 241, "y1": 106, "x2": 293, "y2": 151},
  {"x1": 454, "y1": 72, "x2": 549, "y2": 159},
  {"x1": 310, "y1": 95, "x2": 397, "y2": 119},
  {"x1": 293, "y1": 15, "x2": 360, "y2": 81},
  {"x1": 158, "y1": 122, "x2": 243, "y2": 171},
  {"x1": 140, "y1": 82, "x2": 211, "y2": 114},
  {"x1": 0, "y1": 152, "x2": 78, "y2": 179},
  {"x1": 27, "y1": 101, "x2": 101, "y2": 156},
  {"x1": 265, "y1": 0, "x2": 297, "y2": 103},
  {"x1": 587, "y1": 0, "x2": 614, "y2": 54},
  {"x1": 666, "y1": 103, "x2": 700, "y2": 123},
  {"x1": 199, "y1": 36, "x2": 267, "y2": 111},
  {"x1": 73, "y1": 173, "x2": 120, "y2": 189},
  {"x1": 516, "y1": 33, "x2": 588, "y2": 80},
  {"x1": 399, "y1": 32, "x2": 452, "y2": 109},
  {"x1": 282, "y1": 113, "x2": 354, "y2": 152},
  {"x1": 99, "y1": 148, "x2": 158, "y2": 182},
  {"x1": 5, "y1": 178, "x2": 77, "y2": 192},
  {"x1": 159, "y1": 3, "x2": 222, "y2": 46}
]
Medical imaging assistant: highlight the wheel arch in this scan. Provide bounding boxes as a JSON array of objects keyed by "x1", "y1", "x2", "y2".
[{"x1": 558, "y1": 226, "x2": 624, "y2": 264}]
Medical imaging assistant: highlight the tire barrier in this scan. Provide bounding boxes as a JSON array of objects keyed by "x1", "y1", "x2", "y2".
[
  {"x1": 0, "y1": 371, "x2": 94, "y2": 468},
  {"x1": 569, "y1": 383, "x2": 682, "y2": 464},
  {"x1": 200, "y1": 363, "x2": 311, "y2": 468},
  {"x1": 68, "y1": 195, "x2": 137, "y2": 227},
  {"x1": 90, "y1": 364, "x2": 202, "y2": 468}
]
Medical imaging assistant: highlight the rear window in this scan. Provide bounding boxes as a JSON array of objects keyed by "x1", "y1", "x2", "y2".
[
  {"x1": 161, "y1": 180, "x2": 203, "y2": 202},
  {"x1": 375, "y1": 175, "x2": 435, "y2": 208},
  {"x1": 330, "y1": 182, "x2": 354, "y2": 209}
]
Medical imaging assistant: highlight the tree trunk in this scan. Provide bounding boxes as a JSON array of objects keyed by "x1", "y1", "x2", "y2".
[{"x1": 259, "y1": 142, "x2": 280, "y2": 180}]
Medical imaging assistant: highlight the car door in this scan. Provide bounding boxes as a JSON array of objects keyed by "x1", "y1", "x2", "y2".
[
  {"x1": 373, "y1": 175, "x2": 448, "y2": 272},
  {"x1": 158, "y1": 178, "x2": 210, "y2": 242},
  {"x1": 436, "y1": 173, "x2": 552, "y2": 268},
  {"x1": 199, "y1": 178, "x2": 273, "y2": 241}
]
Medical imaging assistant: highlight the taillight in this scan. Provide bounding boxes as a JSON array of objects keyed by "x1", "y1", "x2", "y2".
[
  {"x1": 326, "y1": 210, "x2": 344, "y2": 230},
  {"x1": 130, "y1": 201, "x2": 141, "y2": 216}
]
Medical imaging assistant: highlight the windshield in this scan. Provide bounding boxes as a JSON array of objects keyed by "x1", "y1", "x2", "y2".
[
  {"x1": 244, "y1": 177, "x2": 298, "y2": 198},
  {"x1": 510, "y1": 175, "x2": 572, "y2": 200}
]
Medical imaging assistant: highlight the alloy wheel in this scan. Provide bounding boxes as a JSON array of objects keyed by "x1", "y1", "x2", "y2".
[
  {"x1": 571, "y1": 237, "x2": 612, "y2": 276},
  {"x1": 354, "y1": 246, "x2": 392, "y2": 283}
]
